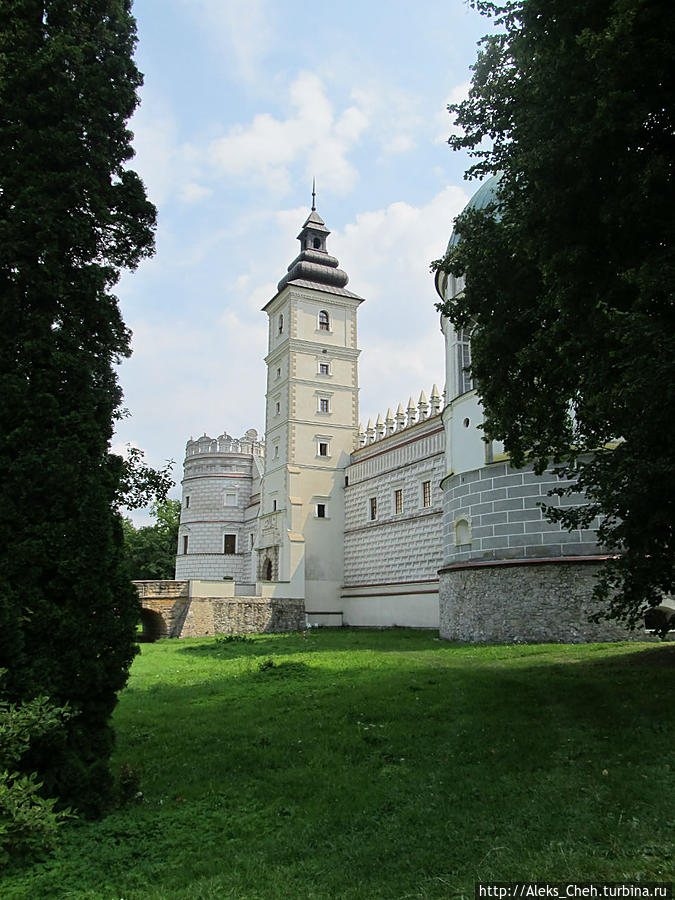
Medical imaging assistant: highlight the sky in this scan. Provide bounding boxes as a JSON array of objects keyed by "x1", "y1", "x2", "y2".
[{"x1": 114, "y1": 0, "x2": 495, "y2": 522}]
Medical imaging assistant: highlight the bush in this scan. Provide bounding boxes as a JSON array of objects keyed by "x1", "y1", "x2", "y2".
[{"x1": 0, "y1": 682, "x2": 73, "y2": 866}]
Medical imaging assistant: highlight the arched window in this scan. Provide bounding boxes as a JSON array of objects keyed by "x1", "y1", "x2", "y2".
[
  {"x1": 313, "y1": 237, "x2": 322, "y2": 249},
  {"x1": 278, "y1": 313, "x2": 284, "y2": 334},
  {"x1": 319, "y1": 310, "x2": 330, "y2": 331}
]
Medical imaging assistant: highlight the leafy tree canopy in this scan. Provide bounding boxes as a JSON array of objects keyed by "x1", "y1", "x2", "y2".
[
  {"x1": 122, "y1": 499, "x2": 181, "y2": 581},
  {"x1": 0, "y1": 0, "x2": 161, "y2": 817},
  {"x1": 434, "y1": 0, "x2": 675, "y2": 626}
]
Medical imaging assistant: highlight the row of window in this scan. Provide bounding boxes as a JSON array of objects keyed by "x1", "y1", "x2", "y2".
[
  {"x1": 273, "y1": 361, "x2": 331, "y2": 381},
  {"x1": 277, "y1": 310, "x2": 331, "y2": 335},
  {"x1": 273, "y1": 393, "x2": 332, "y2": 417},
  {"x1": 368, "y1": 481, "x2": 432, "y2": 521},
  {"x1": 184, "y1": 492, "x2": 238, "y2": 509},
  {"x1": 180, "y1": 533, "x2": 256, "y2": 555}
]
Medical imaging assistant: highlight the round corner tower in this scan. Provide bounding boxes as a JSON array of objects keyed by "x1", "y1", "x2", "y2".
[{"x1": 175, "y1": 430, "x2": 264, "y2": 584}]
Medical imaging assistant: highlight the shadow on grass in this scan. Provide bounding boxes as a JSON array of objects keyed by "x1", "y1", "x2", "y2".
[
  {"x1": 6, "y1": 638, "x2": 674, "y2": 900},
  {"x1": 173, "y1": 626, "x2": 442, "y2": 662}
]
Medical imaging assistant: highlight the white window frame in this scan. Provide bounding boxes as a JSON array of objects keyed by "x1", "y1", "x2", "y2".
[
  {"x1": 224, "y1": 492, "x2": 238, "y2": 507},
  {"x1": 318, "y1": 361, "x2": 330, "y2": 376},
  {"x1": 316, "y1": 503, "x2": 326, "y2": 519}
]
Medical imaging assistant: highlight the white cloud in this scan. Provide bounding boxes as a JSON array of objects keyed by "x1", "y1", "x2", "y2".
[
  {"x1": 208, "y1": 72, "x2": 369, "y2": 194},
  {"x1": 435, "y1": 81, "x2": 471, "y2": 144},
  {"x1": 181, "y1": 0, "x2": 273, "y2": 85},
  {"x1": 178, "y1": 182, "x2": 213, "y2": 204},
  {"x1": 329, "y1": 185, "x2": 471, "y2": 423}
]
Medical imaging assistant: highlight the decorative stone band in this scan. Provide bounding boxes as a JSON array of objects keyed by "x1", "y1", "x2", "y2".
[{"x1": 438, "y1": 554, "x2": 617, "y2": 575}]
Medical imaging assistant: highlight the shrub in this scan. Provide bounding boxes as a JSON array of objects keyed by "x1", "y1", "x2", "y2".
[{"x1": 0, "y1": 681, "x2": 73, "y2": 866}]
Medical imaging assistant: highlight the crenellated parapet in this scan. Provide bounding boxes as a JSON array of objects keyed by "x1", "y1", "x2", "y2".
[
  {"x1": 358, "y1": 385, "x2": 443, "y2": 447},
  {"x1": 185, "y1": 428, "x2": 265, "y2": 458}
]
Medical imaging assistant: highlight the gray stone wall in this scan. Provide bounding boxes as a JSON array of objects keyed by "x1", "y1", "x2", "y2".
[
  {"x1": 442, "y1": 461, "x2": 601, "y2": 566},
  {"x1": 439, "y1": 561, "x2": 647, "y2": 643},
  {"x1": 180, "y1": 597, "x2": 305, "y2": 636},
  {"x1": 134, "y1": 581, "x2": 304, "y2": 637}
]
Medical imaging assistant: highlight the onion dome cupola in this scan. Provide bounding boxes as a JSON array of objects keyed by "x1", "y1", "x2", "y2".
[{"x1": 277, "y1": 183, "x2": 355, "y2": 296}]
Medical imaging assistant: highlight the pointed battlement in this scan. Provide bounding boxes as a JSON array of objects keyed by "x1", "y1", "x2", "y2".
[{"x1": 358, "y1": 385, "x2": 443, "y2": 447}]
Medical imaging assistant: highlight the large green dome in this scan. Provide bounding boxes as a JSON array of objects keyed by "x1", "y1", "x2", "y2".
[{"x1": 446, "y1": 173, "x2": 502, "y2": 251}]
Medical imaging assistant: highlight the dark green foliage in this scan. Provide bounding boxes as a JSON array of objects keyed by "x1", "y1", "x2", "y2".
[
  {"x1": 434, "y1": 0, "x2": 675, "y2": 626},
  {"x1": 0, "y1": 1, "x2": 157, "y2": 816},
  {"x1": 121, "y1": 500, "x2": 181, "y2": 581},
  {"x1": 0, "y1": 680, "x2": 73, "y2": 866}
]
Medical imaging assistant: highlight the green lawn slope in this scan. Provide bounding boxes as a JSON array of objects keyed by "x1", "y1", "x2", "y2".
[{"x1": 5, "y1": 630, "x2": 674, "y2": 898}]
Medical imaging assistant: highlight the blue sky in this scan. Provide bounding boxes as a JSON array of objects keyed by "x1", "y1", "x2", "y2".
[{"x1": 114, "y1": 0, "x2": 494, "y2": 520}]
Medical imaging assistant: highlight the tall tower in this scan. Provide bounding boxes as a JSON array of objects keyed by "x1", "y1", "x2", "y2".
[{"x1": 257, "y1": 197, "x2": 364, "y2": 620}]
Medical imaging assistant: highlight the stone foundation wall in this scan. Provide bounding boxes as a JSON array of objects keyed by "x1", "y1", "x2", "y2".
[
  {"x1": 180, "y1": 597, "x2": 305, "y2": 636},
  {"x1": 439, "y1": 560, "x2": 648, "y2": 643},
  {"x1": 133, "y1": 581, "x2": 304, "y2": 638}
]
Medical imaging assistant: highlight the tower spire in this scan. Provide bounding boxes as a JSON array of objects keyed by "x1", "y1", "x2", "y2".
[{"x1": 311, "y1": 177, "x2": 316, "y2": 211}]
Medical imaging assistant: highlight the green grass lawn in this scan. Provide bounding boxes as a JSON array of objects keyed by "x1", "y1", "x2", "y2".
[{"x1": 4, "y1": 630, "x2": 674, "y2": 898}]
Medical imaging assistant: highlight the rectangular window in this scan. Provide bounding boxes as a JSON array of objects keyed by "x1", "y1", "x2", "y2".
[
  {"x1": 276, "y1": 367, "x2": 281, "y2": 379},
  {"x1": 225, "y1": 492, "x2": 237, "y2": 506},
  {"x1": 224, "y1": 534, "x2": 236, "y2": 555},
  {"x1": 183, "y1": 535, "x2": 188, "y2": 555},
  {"x1": 422, "y1": 481, "x2": 431, "y2": 508},
  {"x1": 316, "y1": 503, "x2": 326, "y2": 518},
  {"x1": 319, "y1": 363, "x2": 329, "y2": 376},
  {"x1": 394, "y1": 489, "x2": 403, "y2": 514},
  {"x1": 250, "y1": 533, "x2": 254, "y2": 550},
  {"x1": 273, "y1": 499, "x2": 277, "y2": 511},
  {"x1": 274, "y1": 444, "x2": 279, "y2": 458},
  {"x1": 185, "y1": 495, "x2": 190, "y2": 508},
  {"x1": 275, "y1": 401, "x2": 280, "y2": 415},
  {"x1": 319, "y1": 398, "x2": 330, "y2": 413},
  {"x1": 318, "y1": 442, "x2": 329, "y2": 457},
  {"x1": 369, "y1": 497, "x2": 377, "y2": 521}
]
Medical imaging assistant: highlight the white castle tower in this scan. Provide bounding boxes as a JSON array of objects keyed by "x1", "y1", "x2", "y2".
[
  {"x1": 175, "y1": 429, "x2": 264, "y2": 584},
  {"x1": 256, "y1": 192, "x2": 364, "y2": 620}
]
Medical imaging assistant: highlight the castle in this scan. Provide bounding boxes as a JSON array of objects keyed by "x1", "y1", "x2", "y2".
[{"x1": 159, "y1": 180, "x2": 641, "y2": 642}]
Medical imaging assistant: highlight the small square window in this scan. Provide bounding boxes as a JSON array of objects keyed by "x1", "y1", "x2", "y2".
[
  {"x1": 422, "y1": 481, "x2": 431, "y2": 508},
  {"x1": 394, "y1": 489, "x2": 403, "y2": 514},
  {"x1": 225, "y1": 492, "x2": 237, "y2": 506},
  {"x1": 318, "y1": 442, "x2": 329, "y2": 457},
  {"x1": 319, "y1": 363, "x2": 329, "y2": 376},
  {"x1": 224, "y1": 534, "x2": 236, "y2": 555},
  {"x1": 319, "y1": 398, "x2": 330, "y2": 413},
  {"x1": 369, "y1": 497, "x2": 377, "y2": 520},
  {"x1": 316, "y1": 503, "x2": 326, "y2": 518}
]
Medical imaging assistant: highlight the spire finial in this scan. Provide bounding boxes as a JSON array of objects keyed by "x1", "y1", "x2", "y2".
[{"x1": 311, "y1": 177, "x2": 316, "y2": 211}]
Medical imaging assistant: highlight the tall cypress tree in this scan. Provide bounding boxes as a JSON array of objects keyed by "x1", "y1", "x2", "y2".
[{"x1": 0, "y1": 1, "x2": 156, "y2": 816}]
